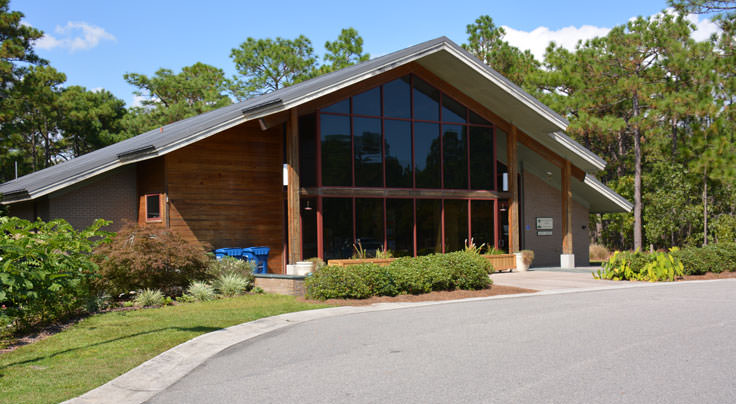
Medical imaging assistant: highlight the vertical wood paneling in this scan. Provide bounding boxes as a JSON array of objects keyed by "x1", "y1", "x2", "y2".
[
  {"x1": 165, "y1": 121, "x2": 285, "y2": 273},
  {"x1": 286, "y1": 109, "x2": 301, "y2": 264},
  {"x1": 507, "y1": 125, "x2": 519, "y2": 253}
]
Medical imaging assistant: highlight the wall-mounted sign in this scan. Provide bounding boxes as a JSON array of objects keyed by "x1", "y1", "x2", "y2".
[
  {"x1": 536, "y1": 217, "x2": 553, "y2": 230},
  {"x1": 537, "y1": 230, "x2": 553, "y2": 236}
]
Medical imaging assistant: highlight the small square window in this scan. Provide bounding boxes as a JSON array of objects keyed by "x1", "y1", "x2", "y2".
[{"x1": 146, "y1": 194, "x2": 162, "y2": 221}]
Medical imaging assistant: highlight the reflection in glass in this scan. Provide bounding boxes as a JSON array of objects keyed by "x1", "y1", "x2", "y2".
[
  {"x1": 416, "y1": 199, "x2": 442, "y2": 255},
  {"x1": 299, "y1": 113, "x2": 317, "y2": 188},
  {"x1": 353, "y1": 87, "x2": 381, "y2": 116},
  {"x1": 386, "y1": 198, "x2": 413, "y2": 257},
  {"x1": 444, "y1": 199, "x2": 468, "y2": 252},
  {"x1": 470, "y1": 126, "x2": 494, "y2": 190},
  {"x1": 383, "y1": 77, "x2": 411, "y2": 119},
  {"x1": 354, "y1": 117, "x2": 382, "y2": 187},
  {"x1": 471, "y1": 200, "x2": 494, "y2": 250},
  {"x1": 322, "y1": 98, "x2": 350, "y2": 114},
  {"x1": 321, "y1": 115, "x2": 352, "y2": 186},
  {"x1": 356, "y1": 198, "x2": 384, "y2": 257},
  {"x1": 384, "y1": 119, "x2": 412, "y2": 188},
  {"x1": 414, "y1": 122, "x2": 440, "y2": 188},
  {"x1": 413, "y1": 76, "x2": 440, "y2": 121},
  {"x1": 469, "y1": 110, "x2": 491, "y2": 125},
  {"x1": 442, "y1": 96, "x2": 466, "y2": 123},
  {"x1": 323, "y1": 198, "x2": 353, "y2": 259},
  {"x1": 443, "y1": 125, "x2": 467, "y2": 189}
]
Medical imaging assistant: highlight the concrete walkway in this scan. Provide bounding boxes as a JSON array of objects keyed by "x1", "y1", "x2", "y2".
[{"x1": 491, "y1": 268, "x2": 625, "y2": 291}]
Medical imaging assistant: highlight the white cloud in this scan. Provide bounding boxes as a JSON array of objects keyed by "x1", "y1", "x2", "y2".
[
  {"x1": 502, "y1": 24, "x2": 610, "y2": 62},
  {"x1": 130, "y1": 94, "x2": 147, "y2": 108},
  {"x1": 685, "y1": 13, "x2": 721, "y2": 42},
  {"x1": 35, "y1": 21, "x2": 115, "y2": 52},
  {"x1": 502, "y1": 12, "x2": 720, "y2": 62}
]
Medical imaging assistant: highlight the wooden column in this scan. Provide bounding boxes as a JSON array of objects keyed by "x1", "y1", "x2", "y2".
[
  {"x1": 286, "y1": 109, "x2": 301, "y2": 264},
  {"x1": 507, "y1": 125, "x2": 520, "y2": 253},
  {"x1": 561, "y1": 159, "x2": 573, "y2": 255}
]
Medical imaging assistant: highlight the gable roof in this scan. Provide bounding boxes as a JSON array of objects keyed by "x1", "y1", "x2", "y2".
[{"x1": 1, "y1": 36, "x2": 621, "y2": 210}]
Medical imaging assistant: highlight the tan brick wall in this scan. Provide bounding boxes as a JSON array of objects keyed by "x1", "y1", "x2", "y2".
[
  {"x1": 46, "y1": 165, "x2": 138, "y2": 232},
  {"x1": 254, "y1": 277, "x2": 306, "y2": 296},
  {"x1": 522, "y1": 171, "x2": 590, "y2": 267}
]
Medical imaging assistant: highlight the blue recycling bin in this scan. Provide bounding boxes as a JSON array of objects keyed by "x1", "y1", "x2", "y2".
[
  {"x1": 214, "y1": 247, "x2": 244, "y2": 260},
  {"x1": 243, "y1": 246, "x2": 270, "y2": 274}
]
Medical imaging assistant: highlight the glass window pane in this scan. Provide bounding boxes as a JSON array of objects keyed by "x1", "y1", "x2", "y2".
[
  {"x1": 443, "y1": 124, "x2": 467, "y2": 189},
  {"x1": 354, "y1": 117, "x2": 382, "y2": 187},
  {"x1": 353, "y1": 87, "x2": 381, "y2": 116},
  {"x1": 444, "y1": 200, "x2": 468, "y2": 252},
  {"x1": 412, "y1": 76, "x2": 439, "y2": 121},
  {"x1": 383, "y1": 76, "x2": 411, "y2": 119},
  {"x1": 471, "y1": 200, "x2": 494, "y2": 251},
  {"x1": 322, "y1": 98, "x2": 350, "y2": 114},
  {"x1": 386, "y1": 198, "x2": 413, "y2": 257},
  {"x1": 385, "y1": 119, "x2": 412, "y2": 188},
  {"x1": 323, "y1": 198, "x2": 353, "y2": 260},
  {"x1": 299, "y1": 113, "x2": 317, "y2": 188},
  {"x1": 301, "y1": 198, "x2": 318, "y2": 259},
  {"x1": 146, "y1": 194, "x2": 160, "y2": 219},
  {"x1": 498, "y1": 200, "x2": 509, "y2": 253},
  {"x1": 414, "y1": 122, "x2": 440, "y2": 188},
  {"x1": 416, "y1": 199, "x2": 442, "y2": 255},
  {"x1": 442, "y1": 96, "x2": 466, "y2": 123},
  {"x1": 356, "y1": 198, "x2": 384, "y2": 257},
  {"x1": 321, "y1": 114, "x2": 352, "y2": 186},
  {"x1": 470, "y1": 126, "x2": 494, "y2": 190},
  {"x1": 469, "y1": 110, "x2": 491, "y2": 125}
]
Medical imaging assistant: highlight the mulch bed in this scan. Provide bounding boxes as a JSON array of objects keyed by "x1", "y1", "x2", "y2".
[
  {"x1": 298, "y1": 285, "x2": 537, "y2": 306},
  {"x1": 679, "y1": 271, "x2": 736, "y2": 281}
]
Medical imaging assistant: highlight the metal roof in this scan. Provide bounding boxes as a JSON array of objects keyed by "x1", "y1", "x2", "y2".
[{"x1": 0, "y1": 36, "x2": 624, "y2": 209}]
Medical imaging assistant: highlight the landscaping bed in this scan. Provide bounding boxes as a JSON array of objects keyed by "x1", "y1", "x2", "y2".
[{"x1": 300, "y1": 284, "x2": 536, "y2": 306}]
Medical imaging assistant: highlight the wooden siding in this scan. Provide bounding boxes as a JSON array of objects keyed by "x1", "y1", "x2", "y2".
[{"x1": 165, "y1": 121, "x2": 285, "y2": 273}]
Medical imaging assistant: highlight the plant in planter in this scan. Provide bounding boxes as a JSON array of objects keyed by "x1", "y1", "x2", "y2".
[{"x1": 515, "y1": 250, "x2": 535, "y2": 271}]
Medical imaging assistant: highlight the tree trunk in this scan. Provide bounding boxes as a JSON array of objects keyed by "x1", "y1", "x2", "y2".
[
  {"x1": 671, "y1": 117, "x2": 678, "y2": 159},
  {"x1": 703, "y1": 165, "x2": 708, "y2": 246},
  {"x1": 617, "y1": 131, "x2": 625, "y2": 177},
  {"x1": 632, "y1": 92, "x2": 643, "y2": 251}
]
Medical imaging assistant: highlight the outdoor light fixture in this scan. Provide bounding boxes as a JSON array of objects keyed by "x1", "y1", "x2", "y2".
[{"x1": 304, "y1": 201, "x2": 313, "y2": 211}]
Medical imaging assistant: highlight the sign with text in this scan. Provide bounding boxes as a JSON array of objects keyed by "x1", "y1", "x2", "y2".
[{"x1": 536, "y1": 217, "x2": 553, "y2": 230}]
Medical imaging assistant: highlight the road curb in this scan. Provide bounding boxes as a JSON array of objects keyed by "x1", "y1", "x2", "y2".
[{"x1": 63, "y1": 278, "x2": 735, "y2": 404}]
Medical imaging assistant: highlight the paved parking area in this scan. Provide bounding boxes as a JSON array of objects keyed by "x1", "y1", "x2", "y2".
[{"x1": 490, "y1": 268, "x2": 626, "y2": 291}]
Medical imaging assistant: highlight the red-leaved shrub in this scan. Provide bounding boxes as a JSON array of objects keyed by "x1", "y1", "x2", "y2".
[{"x1": 94, "y1": 224, "x2": 211, "y2": 296}]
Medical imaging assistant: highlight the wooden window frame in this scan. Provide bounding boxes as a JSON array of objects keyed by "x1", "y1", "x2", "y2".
[{"x1": 145, "y1": 193, "x2": 164, "y2": 223}]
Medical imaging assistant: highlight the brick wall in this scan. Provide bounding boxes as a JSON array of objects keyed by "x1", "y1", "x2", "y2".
[
  {"x1": 522, "y1": 171, "x2": 590, "y2": 267},
  {"x1": 45, "y1": 165, "x2": 138, "y2": 232}
]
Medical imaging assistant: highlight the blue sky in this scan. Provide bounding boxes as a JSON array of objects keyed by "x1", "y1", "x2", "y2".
[{"x1": 13, "y1": 0, "x2": 713, "y2": 106}]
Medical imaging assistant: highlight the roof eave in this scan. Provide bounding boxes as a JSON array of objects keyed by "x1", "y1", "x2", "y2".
[{"x1": 584, "y1": 174, "x2": 633, "y2": 213}]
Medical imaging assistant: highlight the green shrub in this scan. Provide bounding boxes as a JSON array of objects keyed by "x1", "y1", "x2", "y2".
[
  {"x1": 93, "y1": 224, "x2": 210, "y2": 296},
  {"x1": 133, "y1": 289, "x2": 165, "y2": 307},
  {"x1": 0, "y1": 217, "x2": 111, "y2": 329},
  {"x1": 672, "y1": 243, "x2": 736, "y2": 275},
  {"x1": 593, "y1": 249, "x2": 684, "y2": 282},
  {"x1": 214, "y1": 272, "x2": 250, "y2": 297},
  {"x1": 305, "y1": 265, "x2": 371, "y2": 300},
  {"x1": 208, "y1": 256, "x2": 255, "y2": 278},
  {"x1": 183, "y1": 281, "x2": 216, "y2": 302},
  {"x1": 306, "y1": 251, "x2": 491, "y2": 300},
  {"x1": 354, "y1": 264, "x2": 399, "y2": 296}
]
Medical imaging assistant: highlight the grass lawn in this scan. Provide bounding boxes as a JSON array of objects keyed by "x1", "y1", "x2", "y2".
[{"x1": 0, "y1": 294, "x2": 328, "y2": 404}]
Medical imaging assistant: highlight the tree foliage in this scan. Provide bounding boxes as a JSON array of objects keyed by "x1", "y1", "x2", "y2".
[{"x1": 121, "y1": 62, "x2": 233, "y2": 136}]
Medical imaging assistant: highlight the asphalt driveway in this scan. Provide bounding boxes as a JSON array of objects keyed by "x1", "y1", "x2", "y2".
[{"x1": 149, "y1": 280, "x2": 736, "y2": 404}]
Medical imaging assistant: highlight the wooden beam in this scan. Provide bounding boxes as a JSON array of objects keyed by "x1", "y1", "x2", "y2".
[
  {"x1": 508, "y1": 125, "x2": 520, "y2": 253},
  {"x1": 258, "y1": 110, "x2": 289, "y2": 131},
  {"x1": 562, "y1": 160, "x2": 573, "y2": 255},
  {"x1": 286, "y1": 109, "x2": 301, "y2": 264}
]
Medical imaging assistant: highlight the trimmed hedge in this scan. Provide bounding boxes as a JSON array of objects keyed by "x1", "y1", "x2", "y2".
[
  {"x1": 305, "y1": 251, "x2": 492, "y2": 300},
  {"x1": 671, "y1": 243, "x2": 736, "y2": 275}
]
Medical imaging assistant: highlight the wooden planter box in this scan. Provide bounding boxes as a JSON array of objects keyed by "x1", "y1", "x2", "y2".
[
  {"x1": 327, "y1": 258, "x2": 395, "y2": 267},
  {"x1": 484, "y1": 254, "x2": 516, "y2": 271},
  {"x1": 328, "y1": 254, "x2": 517, "y2": 272}
]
